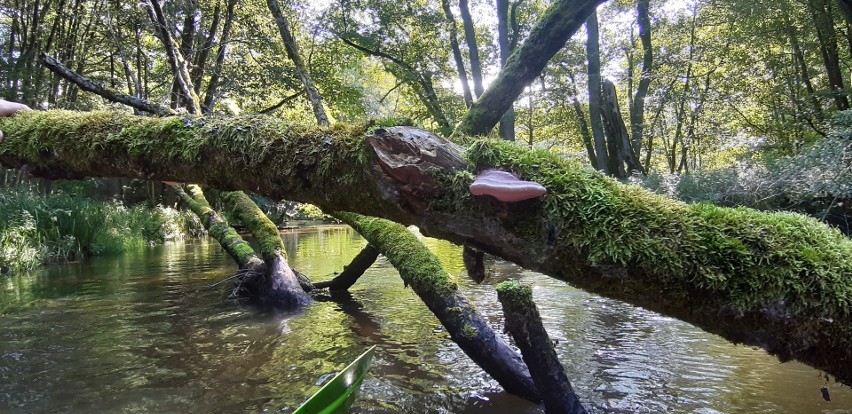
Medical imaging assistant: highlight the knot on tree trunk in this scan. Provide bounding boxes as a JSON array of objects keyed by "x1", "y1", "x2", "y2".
[{"x1": 367, "y1": 126, "x2": 467, "y2": 212}]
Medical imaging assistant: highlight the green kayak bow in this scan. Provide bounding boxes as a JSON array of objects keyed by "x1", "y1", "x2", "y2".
[{"x1": 293, "y1": 346, "x2": 377, "y2": 414}]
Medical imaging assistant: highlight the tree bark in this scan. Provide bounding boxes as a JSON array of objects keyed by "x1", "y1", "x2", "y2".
[
  {"x1": 496, "y1": 0, "x2": 517, "y2": 141},
  {"x1": 586, "y1": 11, "x2": 609, "y2": 174},
  {"x1": 454, "y1": 0, "x2": 605, "y2": 136},
  {"x1": 566, "y1": 71, "x2": 597, "y2": 167},
  {"x1": 497, "y1": 282, "x2": 587, "y2": 414},
  {"x1": 629, "y1": 0, "x2": 652, "y2": 164},
  {"x1": 601, "y1": 79, "x2": 643, "y2": 176},
  {"x1": 333, "y1": 212, "x2": 540, "y2": 401},
  {"x1": 266, "y1": 0, "x2": 330, "y2": 126},
  {"x1": 810, "y1": 0, "x2": 849, "y2": 111},
  {"x1": 458, "y1": 0, "x2": 484, "y2": 98},
  {"x1": 2, "y1": 114, "x2": 852, "y2": 385},
  {"x1": 441, "y1": 0, "x2": 474, "y2": 108}
]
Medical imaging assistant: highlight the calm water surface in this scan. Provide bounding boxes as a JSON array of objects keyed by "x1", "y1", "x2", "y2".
[{"x1": 1, "y1": 225, "x2": 850, "y2": 413}]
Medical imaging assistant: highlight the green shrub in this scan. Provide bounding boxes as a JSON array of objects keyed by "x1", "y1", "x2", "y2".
[{"x1": 0, "y1": 188, "x2": 203, "y2": 274}]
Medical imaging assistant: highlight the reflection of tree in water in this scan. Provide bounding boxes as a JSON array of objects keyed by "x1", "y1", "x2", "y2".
[{"x1": 320, "y1": 291, "x2": 438, "y2": 382}]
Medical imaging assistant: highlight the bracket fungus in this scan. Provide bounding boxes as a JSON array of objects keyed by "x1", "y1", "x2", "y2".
[{"x1": 469, "y1": 169, "x2": 547, "y2": 202}]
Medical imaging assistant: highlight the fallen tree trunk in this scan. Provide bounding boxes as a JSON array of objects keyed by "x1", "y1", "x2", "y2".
[
  {"x1": 333, "y1": 212, "x2": 540, "y2": 401},
  {"x1": 1, "y1": 111, "x2": 851, "y2": 384},
  {"x1": 223, "y1": 191, "x2": 312, "y2": 308},
  {"x1": 170, "y1": 184, "x2": 267, "y2": 298}
]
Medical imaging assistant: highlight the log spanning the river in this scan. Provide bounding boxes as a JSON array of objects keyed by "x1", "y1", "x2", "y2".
[{"x1": 1, "y1": 110, "x2": 850, "y2": 384}]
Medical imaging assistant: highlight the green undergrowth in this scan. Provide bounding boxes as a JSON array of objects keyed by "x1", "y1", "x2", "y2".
[
  {"x1": 453, "y1": 139, "x2": 852, "y2": 319},
  {"x1": 0, "y1": 187, "x2": 202, "y2": 274}
]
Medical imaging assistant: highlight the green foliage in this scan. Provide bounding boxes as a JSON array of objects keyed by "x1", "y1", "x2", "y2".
[
  {"x1": 632, "y1": 110, "x2": 852, "y2": 218},
  {"x1": 0, "y1": 187, "x2": 202, "y2": 274}
]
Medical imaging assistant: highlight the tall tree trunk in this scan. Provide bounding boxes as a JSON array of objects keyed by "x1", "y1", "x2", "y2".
[
  {"x1": 203, "y1": 0, "x2": 236, "y2": 111},
  {"x1": 266, "y1": 0, "x2": 330, "y2": 125},
  {"x1": 441, "y1": 0, "x2": 474, "y2": 108},
  {"x1": 586, "y1": 10, "x2": 609, "y2": 175},
  {"x1": 141, "y1": 0, "x2": 202, "y2": 114},
  {"x1": 171, "y1": 0, "x2": 200, "y2": 110},
  {"x1": 458, "y1": 0, "x2": 484, "y2": 98},
  {"x1": 496, "y1": 0, "x2": 516, "y2": 141},
  {"x1": 601, "y1": 79, "x2": 643, "y2": 176},
  {"x1": 810, "y1": 0, "x2": 849, "y2": 111},
  {"x1": 566, "y1": 71, "x2": 597, "y2": 167},
  {"x1": 629, "y1": 0, "x2": 652, "y2": 164},
  {"x1": 191, "y1": 1, "x2": 222, "y2": 95}
]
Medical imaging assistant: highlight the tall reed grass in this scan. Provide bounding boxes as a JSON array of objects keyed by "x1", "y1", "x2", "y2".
[{"x1": 0, "y1": 188, "x2": 203, "y2": 274}]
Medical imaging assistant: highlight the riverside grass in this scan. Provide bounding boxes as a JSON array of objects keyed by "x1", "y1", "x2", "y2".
[{"x1": 0, "y1": 187, "x2": 202, "y2": 273}]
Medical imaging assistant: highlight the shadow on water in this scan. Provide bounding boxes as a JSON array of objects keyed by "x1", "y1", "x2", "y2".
[{"x1": 0, "y1": 225, "x2": 850, "y2": 413}]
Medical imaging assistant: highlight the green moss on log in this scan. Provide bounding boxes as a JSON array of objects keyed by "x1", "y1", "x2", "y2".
[
  {"x1": 333, "y1": 212, "x2": 457, "y2": 295},
  {"x1": 0, "y1": 111, "x2": 372, "y2": 208},
  {"x1": 223, "y1": 191, "x2": 286, "y2": 259},
  {"x1": 454, "y1": 139, "x2": 852, "y2": 321},
  {"x1": 495, "y1": 282, "x2": 534, "y2": 307},
  {"x1": 175, "y1": 185, "x2": 259, "y2": 267}
]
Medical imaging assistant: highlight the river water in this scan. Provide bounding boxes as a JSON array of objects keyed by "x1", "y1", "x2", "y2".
[{"x1": 1, "y1": 225, "x2": 849, "y2": 413}]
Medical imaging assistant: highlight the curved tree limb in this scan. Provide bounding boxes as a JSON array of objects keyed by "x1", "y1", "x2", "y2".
[
  {"x1": 312, "y1": 244, "x2": 380, "y2": 291},
  {"x1": 454, "y1": 0, "x2": 605, "y2": 136},
  {"x1": 39, "y1": 53, "x2": 175, "y2": 116}
]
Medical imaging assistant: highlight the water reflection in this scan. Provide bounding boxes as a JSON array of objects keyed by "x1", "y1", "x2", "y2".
[{"x1": 0, "y1": 225, "x2": 849, "y2": 413}]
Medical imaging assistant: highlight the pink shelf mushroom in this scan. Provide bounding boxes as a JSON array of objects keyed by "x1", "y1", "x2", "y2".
[{"x1": 469, "y1": 169, "x2": 546, "y2": 202}]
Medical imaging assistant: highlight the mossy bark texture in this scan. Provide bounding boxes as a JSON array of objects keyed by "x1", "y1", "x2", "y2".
[
  {"x1": 334, "y1": 212, "x2": 540, "y2": 402},
  {"x1": 1, "y1": 112, "x2": 851, "y2": 384},
  {"x1": 172, "y1": 184, "x2": 263, "y2": 270},
  {"x1": 223, "y1": 191, "x2": 312, "y2": 308},
  {"x1": 497, "y1": 282, "x2": 587, "y2": 414}
]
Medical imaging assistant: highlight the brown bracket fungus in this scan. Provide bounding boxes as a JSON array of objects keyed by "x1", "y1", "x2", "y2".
[{"x1": 469, "y1": 169, "x2": 547, "y2": 202}]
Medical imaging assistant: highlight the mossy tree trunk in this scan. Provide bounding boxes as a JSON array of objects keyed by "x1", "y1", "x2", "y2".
[
  {"x1": 1, "y1": 113, "x2": 852, "y2": 385},
  {"x1": 497, "y1": 282, "x2": 587, "y2": 414},
  {"x1": 333, "y1": 212, "x2": 540, "y2": 401},
  {"x1": 222, "y1": 191, "x2": 312, "y2": 308}
]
